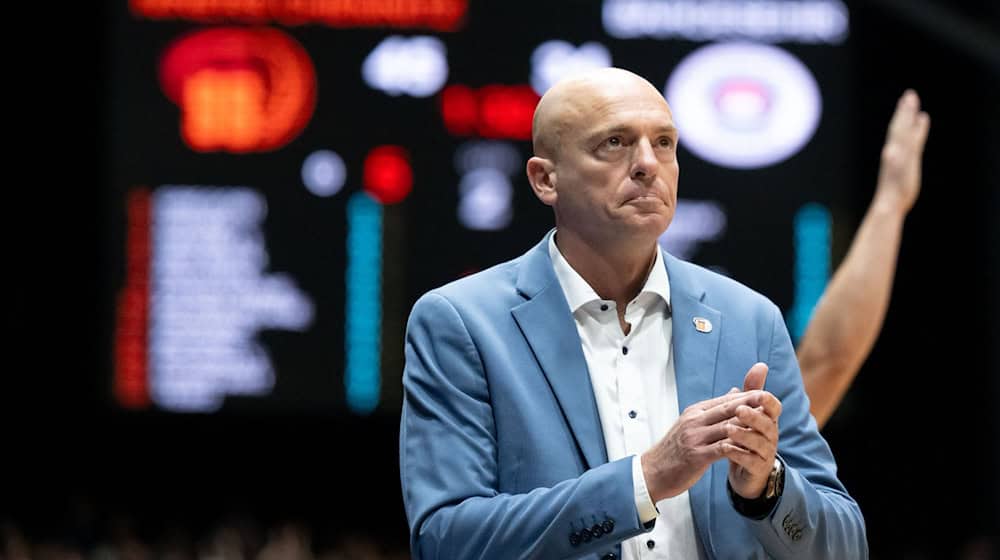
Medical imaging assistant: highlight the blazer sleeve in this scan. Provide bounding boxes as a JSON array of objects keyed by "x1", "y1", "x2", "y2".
[
  {"x1": 400, "y1": 293, "x2": 651, "y2": 560},
  {"x1": 743, "y1": 302, "x2": 869, "y2": 558}
]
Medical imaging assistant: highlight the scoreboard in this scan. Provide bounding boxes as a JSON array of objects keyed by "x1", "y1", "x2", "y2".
[{"x1": 105, "y1": 0, "x2": 854, "y2": 415}]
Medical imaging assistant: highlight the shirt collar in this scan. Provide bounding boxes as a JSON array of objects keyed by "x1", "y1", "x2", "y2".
[{"x1": 548, "y1": 231, "x2": 671, "y2": 313}]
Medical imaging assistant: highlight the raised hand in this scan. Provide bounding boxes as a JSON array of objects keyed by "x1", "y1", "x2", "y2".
[{"x1": 875, "y1": 89, "x2": 931, "y2": 214}]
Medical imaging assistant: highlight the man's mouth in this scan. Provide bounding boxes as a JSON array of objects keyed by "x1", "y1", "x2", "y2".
[{"x1": 625, "y1": 194, "x2": 661, "y2": 205}]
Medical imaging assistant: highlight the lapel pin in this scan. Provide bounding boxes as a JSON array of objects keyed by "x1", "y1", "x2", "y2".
[{"x1": 693, "y1": 317, "x2": 712, "y2": 333}]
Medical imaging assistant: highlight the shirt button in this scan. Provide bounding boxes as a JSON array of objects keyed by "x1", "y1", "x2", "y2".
[
  {"x1": 646, "y1": 540, "x2": 655, "y2": 550},
  {"x1": 622, "y1": 346, "x2": 629, "y2": 355},
  {"x1": 600, "y1": 303, "x2": 609, "y2": 311},
  {"x1": 628, "y1": 410, "x2": 637, "y2": 419}
]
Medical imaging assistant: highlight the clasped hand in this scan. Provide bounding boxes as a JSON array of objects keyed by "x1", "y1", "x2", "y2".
[{"x1": 641, "y1": 362, "x2": 782, "y2": 502}]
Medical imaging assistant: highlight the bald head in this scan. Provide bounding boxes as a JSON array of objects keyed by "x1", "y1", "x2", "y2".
[
  {"x1": 531, "y1": 67, "x2": 669, "y2": 160},
  {"x1": 524, "y1": 66, "x2": 680, "y2": 250}
]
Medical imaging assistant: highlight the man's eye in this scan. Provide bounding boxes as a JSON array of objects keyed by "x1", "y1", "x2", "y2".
[
  {"x1": 607, "y1": 137, "x2": 622, "y2": 147},
  {"x1": 659, "y1": 137, "x2": 674, "y2": 147}
]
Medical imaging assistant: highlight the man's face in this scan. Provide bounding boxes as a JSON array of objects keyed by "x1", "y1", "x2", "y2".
[{"x1": 549, "y1": 78, "x2": 679, "y2": 244}]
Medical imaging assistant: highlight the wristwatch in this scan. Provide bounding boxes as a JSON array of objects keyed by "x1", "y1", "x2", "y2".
[
  {"x1": 728, "y1": 457, "x2": 785, "y2": 519},
  {"x1": 764, "y1": 457, "x2": 785, "y2": 500}
]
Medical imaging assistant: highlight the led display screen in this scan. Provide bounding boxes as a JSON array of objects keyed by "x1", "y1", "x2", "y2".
[{"x1": 105, "y1": 0, "x2": 854, "y2": 415}]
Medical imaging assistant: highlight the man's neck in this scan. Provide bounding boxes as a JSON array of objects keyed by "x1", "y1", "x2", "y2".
[{"x1": 554, "y1": 228, "x2": 658, "y2": 309}]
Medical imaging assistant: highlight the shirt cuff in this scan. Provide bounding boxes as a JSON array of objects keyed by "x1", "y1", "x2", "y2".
[{"x1": 632, "y1": 454, "x2": 659, "y2": 524}]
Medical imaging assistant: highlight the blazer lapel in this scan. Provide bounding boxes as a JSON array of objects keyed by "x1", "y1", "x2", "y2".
[
  {"x1": 511, "y1": 234, "x2": 608, "y2": 470},
  {"x1": 663, "y1": 250, "x2": 722, "y2": 553}
]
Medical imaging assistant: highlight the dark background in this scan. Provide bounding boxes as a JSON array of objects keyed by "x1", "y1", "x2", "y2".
[{"x1": 7, "y1": 0, "x2": 1000, "y2": 557}]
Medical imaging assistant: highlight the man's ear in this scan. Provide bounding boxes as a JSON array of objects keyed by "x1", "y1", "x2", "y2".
[{"x1": 526, "y1": 156, "x2": 557, "y2": 206}]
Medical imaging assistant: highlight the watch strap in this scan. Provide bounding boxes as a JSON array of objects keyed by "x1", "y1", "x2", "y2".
[{"x1": 728, "y1": 459, "x2": 784, "y2": 520}]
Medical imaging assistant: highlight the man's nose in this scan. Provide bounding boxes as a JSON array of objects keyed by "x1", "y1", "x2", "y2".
[{"x1": 630, "y1": 138, "x2": 658, "y2": 182}]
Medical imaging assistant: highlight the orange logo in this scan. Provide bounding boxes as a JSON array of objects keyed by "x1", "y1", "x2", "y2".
[{"x1": 159, "y1": 27, "x2": 316, "y2": 153}]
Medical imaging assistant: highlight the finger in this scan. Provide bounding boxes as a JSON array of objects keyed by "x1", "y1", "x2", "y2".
[
  {"x1": 888, "y1": 90, "x2": 918, "y2": 140},
  {"x1": 724, "y1": 390, "x2": 782, "y2": 422},
  {"x1": 693, "y1": 408, "x2": 770, "y2": 446},
  {"x1": 742, "y1": 362, "x2": 768, "y2": 392},
  {"x1": 703, "y1": 438, "x2": 742, "y2": 463},
  {"x1": 690, "y1": 390, "x2": 755, "y2": 412},
  {"x1": 914, "y1": 112, "x2": 931, "y2": 150},
  {"x1": 899, "y1": 89, "x2": 919, "y2": 118},
  {"x1": 887, "y1": 92, "x2": 912, "y2": 136},
  {"x1": 751, "y1": 391, "x2": 782, "y2": 422},
  {"x1": 734, "y1": 405, "x2": 779, "y2": 443},
  {"x1": 690, "y1": 420, "x2": 735, "y2": 447},
  {"x1": 726, "y1": 423, "x2": 774, "y2": 462},
  {"x1": 695, "y1": 393, "x2": 764, "y2": 425},
  {"x1": 721, "y1": 442, "x2": 770, "y2": 473}
]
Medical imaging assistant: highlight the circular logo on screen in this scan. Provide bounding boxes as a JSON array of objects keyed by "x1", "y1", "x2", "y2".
[{"x1": 664, "y1": 42, "x2": 822, "y2": 169}]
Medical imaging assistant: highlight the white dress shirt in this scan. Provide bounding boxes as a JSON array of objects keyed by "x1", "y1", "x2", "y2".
[{"x1": 549, "y1": 234, "x2": 703, "y2": 560}]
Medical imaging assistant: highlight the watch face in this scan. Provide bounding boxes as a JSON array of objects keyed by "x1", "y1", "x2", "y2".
[{"x1": 772, "y1": 460, "x2": 785, "y2": 498}]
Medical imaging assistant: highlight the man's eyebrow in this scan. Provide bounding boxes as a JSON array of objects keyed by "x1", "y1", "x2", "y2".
[
  {"x1": 585, "y1": 125, "x2": 629, "y2": 142},
  {"x1": 586, "y1": 123, "x2": 678, "y2": 140},
  {"x1": 652, "y1": 124, "x2": 679, "y2": 134}
]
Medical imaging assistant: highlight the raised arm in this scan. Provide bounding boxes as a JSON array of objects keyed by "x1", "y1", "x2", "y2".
[{"x1": 798, "y1": 90, "x2": 930, "y2": 427}]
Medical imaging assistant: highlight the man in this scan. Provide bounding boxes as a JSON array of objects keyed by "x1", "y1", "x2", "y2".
[
  {"x1": 400, "y1": 67, "x2": 866, "y2": 559},
  {"x1": 797, "y1": 90, "x2": 930, "y2": 427}
]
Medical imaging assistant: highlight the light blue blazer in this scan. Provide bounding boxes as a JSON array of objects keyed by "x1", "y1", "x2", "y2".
[{"x1": 400, "y1": 232, "x2": 867, "y2": 559}]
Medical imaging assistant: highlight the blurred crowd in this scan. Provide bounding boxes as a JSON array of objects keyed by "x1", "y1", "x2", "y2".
[
  {"x1": 4, "y1": 514, "x2": 997, "y2": 560},
  {"x1": 1, "y1": 516, "x2": 409, "y2": 560}
]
